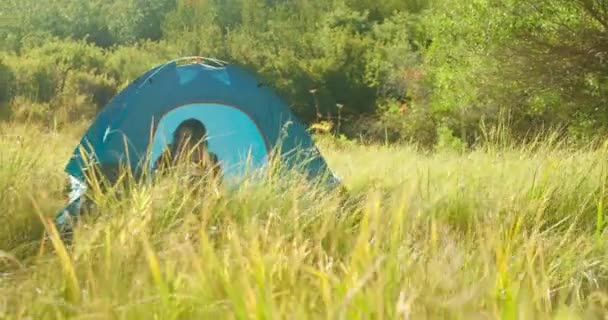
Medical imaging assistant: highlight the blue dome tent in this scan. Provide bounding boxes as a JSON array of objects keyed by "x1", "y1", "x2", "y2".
[{"x1": 55, "y1": 57, "x2": 341, "y2": 230}]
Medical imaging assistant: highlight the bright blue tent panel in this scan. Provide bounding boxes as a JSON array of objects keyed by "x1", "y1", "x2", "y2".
[{"x1": 149, "y1": 103, "x2": 269, "y2": 182}]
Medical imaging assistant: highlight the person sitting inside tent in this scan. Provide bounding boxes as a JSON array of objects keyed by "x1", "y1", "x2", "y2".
[{"x1": 153, "y1": 118, "x2": 222, "y2": 189}]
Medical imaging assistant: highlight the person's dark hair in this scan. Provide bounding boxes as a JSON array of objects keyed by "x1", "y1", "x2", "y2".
[{"x1": 174, "y1": 118, "x2": 207, "y2": 145}]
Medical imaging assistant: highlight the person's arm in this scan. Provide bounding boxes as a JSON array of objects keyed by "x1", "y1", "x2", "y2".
[
  {"x1": 209, "y1": 153, "x2": 222, "y2": 181},
  {"x1": 153, "y1": 147, "x2": 173, "y2": 173}
]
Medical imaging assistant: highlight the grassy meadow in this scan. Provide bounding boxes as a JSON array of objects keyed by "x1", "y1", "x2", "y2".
[{"x1": 0, "y1": 122, "x2": 607, "y2": 319}]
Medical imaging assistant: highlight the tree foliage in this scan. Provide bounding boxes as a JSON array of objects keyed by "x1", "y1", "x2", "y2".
[
  {"x1": 1, "y1": 0, "x2": 607, "y2": 145},
  {"x1": 423, "y1": 0, "x2": 608, "y2": 142}
]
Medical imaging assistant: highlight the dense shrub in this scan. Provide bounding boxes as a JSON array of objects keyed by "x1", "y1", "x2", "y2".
[
  {"x1": 5, "y1": 55, "x2": 62, "y2": 103},
  {"x1": 9, "y1": 96, "x2": 52, "y2": 124},
  {"x1": 0, "y1": 59, "x2": 15, "y2": 115},
  {"x1": 104, "y1": 41, "x2": 179, "y2": 87},
  {"x1": 1, "y1": 41, "x2": 116, "y2": 125},
  {"x1": 1, "y1": 0, "x2": 176, "y2": 48}
]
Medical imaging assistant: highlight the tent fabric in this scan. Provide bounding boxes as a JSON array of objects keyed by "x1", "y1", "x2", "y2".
[
  {"x1": 65, "y1": 59, "x2": 338, "y2": 185},
  {"x1": 55, "y1": 58, "x2": 341, "y2": 232},
  {"x1": 148, "y1": 103, "x2": 270, "y2": 182}
]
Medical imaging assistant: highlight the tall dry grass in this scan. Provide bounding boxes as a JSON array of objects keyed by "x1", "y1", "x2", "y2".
[{"x1": 0, "y1": 123, "x2": 607, "y2": 319}]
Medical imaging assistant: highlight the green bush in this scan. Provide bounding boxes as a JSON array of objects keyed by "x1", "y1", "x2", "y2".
[
  {"x1": 1, "y1": 40, "x2": 121, "y2": 125},
  {"x1": 104, "y1": 41, "x2": 178, "y2": 88},
  {"x1": 23, "y1": 40, "x2": 106, "y2": 72},
  {"x1": 435, "y1": 124, "x2": 465, "y2": 153},
  {"x1": 1, "y1": 0, "x2": 176, "y2": 49},
  {"x1": 9, "y1": 70, "x2": 115, "y2": 126},
  {"x1": 65, "y1": 71, "x2": 116, "y2": 108},
  {"x1": 9, "y1": 96, "x2": 52, "y2": 123},
  {"x1": 0, "y1": 58, "x2": 16, "y2": 118},
  {"x1": 376, "y1": 98, "x2": 437, "y2": 146},
  {"x1": 5, "y1": 55, "x2": 62, "y2": 103},
  {"x1": 52, "y1": 71, "x2": 117, "y2": 122}
]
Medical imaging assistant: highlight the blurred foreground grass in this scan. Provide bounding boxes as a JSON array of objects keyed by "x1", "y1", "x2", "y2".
[{"x1": 0, "y1": 123, "x2": 607, "y2": 319}]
